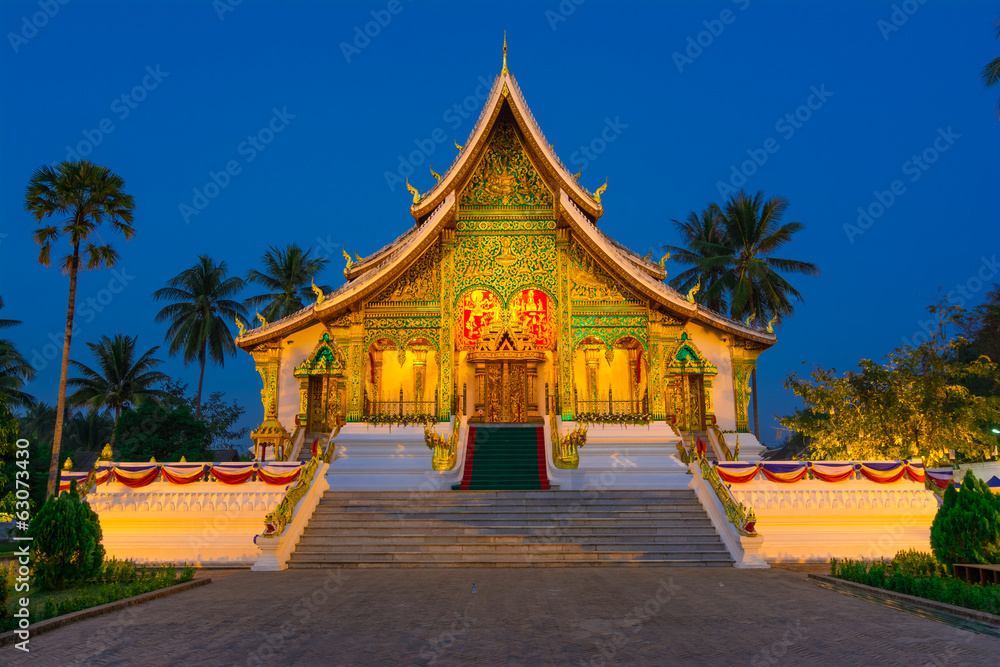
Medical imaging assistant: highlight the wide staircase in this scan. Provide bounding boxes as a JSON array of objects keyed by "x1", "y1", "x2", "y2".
[
  {"x1": 453, "y1": 425, "x2": 548, "y2": 491},
  {"x1": 296, "y1": 433, "x2": 330, "y2": 462},
  {"x1": 286, "y1": 489, "x2": 732, "y2": 568}
]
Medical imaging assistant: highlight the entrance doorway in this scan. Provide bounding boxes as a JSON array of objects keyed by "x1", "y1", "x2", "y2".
[{"x1": 482, "y1": 361, "x2": 527, "y2": 423}]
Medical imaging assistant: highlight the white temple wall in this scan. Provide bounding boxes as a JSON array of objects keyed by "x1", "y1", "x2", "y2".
[
  {"x1": 277, "y1": 322, "x2": 328, "y2": 433},
  {"x1": 682, "y1": 321, "x2": 737, "y2": 431}
]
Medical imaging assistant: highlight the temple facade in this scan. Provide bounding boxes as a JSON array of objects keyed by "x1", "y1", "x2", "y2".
[{"x1": 234, "y1": 50, "x2": 776, "y2": 466}]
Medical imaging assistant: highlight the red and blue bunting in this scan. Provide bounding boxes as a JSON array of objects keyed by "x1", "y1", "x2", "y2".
[{"x1": 713, "y1": 460, "x2": 928, "y2": 485}]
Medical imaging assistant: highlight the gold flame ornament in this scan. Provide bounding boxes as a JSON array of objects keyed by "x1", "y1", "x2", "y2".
[
  {"x1": 430, "y1": 165, "x2": 441, "y2": 181},
  {"x1": 63, "y1": 456, "x2": 73, "y2": 471},
  {"x1": 744, "y1": 311, "x2": 756, "y2": 327},
  {"x1": 766, "y1": 314, "x2": 778, "y2": 334},
  {"x1": 572, "y1": 169, "x2": 582, "y2": 179},
  {"x1": 593, "y1": 178, "x2": 608, "y2": 203},
  {"x1": 659, "y1": 250, "x2": 671, "y2": 271},
  {"x1": 354, "y1": 251, "x2": 362, "y2": 263},
  {"x1": 235, "y1": 316, "x2": 246, "y2": 338},
  {"x1": 342, "y1": 248, "x2": 353, "y2": 269},
  {"x1": 686, "y1": 278, "x2": 701, "y2": 303},
  {"x1": 256, "y1": 312, "x2": 268, "y2": 327},
  {"x1": 99, "y1": 443, "x2": 113, "y2": 460},
  {"x1": 455, "y1": 141, "x2": 463, "y2": 151},
  {"x1": 405, "y1": 178, "x2": 421, "y2": 204},
  {"x1": 502, "y1": 30, "x2": 508, "y2": 75},
  {"x1": 311, "y1": 280, "x2": 325, "y2": 304},
  {"x1": 642, "y1": 249, "x2": 653, "y2": 261}
]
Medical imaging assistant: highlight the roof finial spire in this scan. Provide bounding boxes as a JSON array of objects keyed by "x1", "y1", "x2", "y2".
[{"x1": 502, "y1": 31, "x2": 508, "y2": 75}]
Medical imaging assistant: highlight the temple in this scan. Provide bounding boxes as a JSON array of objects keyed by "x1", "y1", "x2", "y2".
[{"x1": 234, "y1": 43, "x2": 775, "y2": 477}]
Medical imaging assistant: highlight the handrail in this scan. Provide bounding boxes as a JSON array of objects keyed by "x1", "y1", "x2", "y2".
[
  {"x1": 697, "y1": 454, "x2": 757, "y2": 537},
  {"x1": 550, "y1": 413, "x2": 584, "y2": 469},
  {"x1": 708, "y1": 425, "x2": 735, "y2": 461},
  {"x1": 424, "y1": 419, "x2": 459, "y2": 471},
  {"x1": 282, "y1": 425, "x2": 305, "y2": 462},
  {"x1": 260, "y1": 456, "x2": 320, "y2": 538}
]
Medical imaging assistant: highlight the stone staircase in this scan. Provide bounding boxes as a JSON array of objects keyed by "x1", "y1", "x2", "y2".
[
  {"x1": 287, "y1": 489, "x2": 732, "y2": 568},
  {"x1": 296, "y1": 433, "x2": 330, "y2": 462}
]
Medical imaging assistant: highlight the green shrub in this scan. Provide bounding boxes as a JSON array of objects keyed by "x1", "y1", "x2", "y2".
[
  {"x1": 27, "y1": 481, "x2": 105, "y2": 591},
  {"x1": 891, "y1": 549, "x2": 947, "y2": 577},
  {"x1": 0, "y1": 567, "x2": 9, "y2": 625},
  {"x1": 114, "y1": 403, "x2": 211, "y2": 462},
  {"x1": 931, "y1": 471, "x2": 1000, "y2": 569}
]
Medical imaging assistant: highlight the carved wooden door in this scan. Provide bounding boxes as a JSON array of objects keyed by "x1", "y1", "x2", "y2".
[
  {"x1": 308, "y1": 376, "x2": 328, "y2": 433},
  {"x1": 485, "y1": 363, "x2": 503, "y2": 423},
  {"x1": 509, "y1": 363, "x2": 527, "y2": 422}
]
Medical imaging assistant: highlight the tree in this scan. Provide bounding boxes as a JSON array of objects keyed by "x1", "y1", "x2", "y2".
[
  {"x1": 67, "y1": 334, "x2": 170, "y2": 444},
  {"x1": 782, "y1": 305, "x2": 1000, "y2": 466},
  {"x1": 982, "y1": 17, "x2": 1000, "y2": 119},
  {"x1": 24, "y1": 160, "x2": 135, "y2": 498},
  {"x1": 161, "y1": 379, "x2": 248, "y2": 450},
  {"x1": 113, "y1": 402, "x2": 211, "y2": 462},
  {"x1": 664, "y1": 204, "x2": 729, "y2": 312},
  {"x1": 153, "y1": 256, "x2": 246, "y2": 418},
  {"x1": 0, "y1": 401, "x2": 19, "y2": 523},
  {"x1": 28, "y1": 481, "x2": 105, "y2": 591},
  {"x1": 954, "y1": 283, "x2": 1000, "y2": 397},
  {"x1": 62, "y1": 407, "x2": 115, "y2": 456},
  {"x1": 931, "y1": 472, "x2": 1000, "y2": 568},
  {"x1": 0, "y1": 297, "x2": 36, "y2": 409},
  {"x1": 245, "y1": 244, "x2": 332, "y2": 322}
]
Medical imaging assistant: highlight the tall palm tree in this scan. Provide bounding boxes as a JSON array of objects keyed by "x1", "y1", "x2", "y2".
[
  {"x1": 982, "y1": 17, "x2": 1000, "y2": 118},
  {"x1": 713, "y1": 190, "x2": 819, "y2": 326},
  {"x1": 245, "y1": 244, "x2": 332, "y2": 322},
  {"x1": 67, "y1": 334, "x2": 170, "y2": 445},
  {"x1": 24, "y1": 160, "x2": 135, "y2": 497},
  {"x1": 664, "y1": 204, "x2": 729, "y2": 312},
  {"x1": 0, "y1": 297, "x2": 36, "y2": 409},
  {"x1": 153, "y1": 256, "x2": 246, "y2": 418},
  {"x1": 63, "y1": 407, "x2": 115, "y2": 454},
  {"x1": 19, "y1": 402, "x2": 57, "y2": 446}
]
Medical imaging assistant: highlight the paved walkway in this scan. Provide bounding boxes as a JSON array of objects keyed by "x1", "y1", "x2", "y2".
[{"x1": 6, "y1": 568, "x2": 1000, "y2": 666}]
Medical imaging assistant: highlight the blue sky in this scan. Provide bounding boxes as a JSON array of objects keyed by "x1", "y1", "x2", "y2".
[{"x1": 1, "y1": 0, "x2": 998, "y2": 446}]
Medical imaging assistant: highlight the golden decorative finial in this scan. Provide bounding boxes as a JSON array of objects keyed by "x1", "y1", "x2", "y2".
[
  {"x1": 659, "y1": 251, "x2": 670, "y2": 271},
  {"x1": 256, "y1": 312, "x2": 268, "y2": 327},
  {"x1": 234, "y1": 316, "x2": 246, "y2": 338},
  {"x1": 311, "y1": 279, "x2": 325, "y2": 305},
  {"x1": 405, "y1": 178, "x2": 421, "y2": 204},
  {"x1": 430, "y1": 165, "x2": 441, "y2": 181},
  {"x1": 354, "y1": 251, "x2": 362, "y2": 263},
  {"x1": 342, "y1": 248, "x2": 353, "y2": 269},
  {"x1": 593, "y1": 178, "x2": 608, "y2": 203},
  {"x1": 455, "y1": 141, "x2": 463, "y2": 151},
  {"x1": 179, "y1": 455, "x2": 187, "y2": 463},
  {"x1": 149, "y1": 456, "x2": 157, "y2": 464},
  {"x1": 744, "y1": 311, "x2": 756, "y2": 326},
  {"x1": 572, "y1": 169, "x2": 582, "y2": 179},
  {"x1": 99, "y1": 443, "x2": 113, "y2": 460},
  {"x1": 642, "y1": 249, "x2": 653, "y2": 261},
  {"x1": 766, "y1": 314, "x2": 778, "y2": 334},
  {"x1": 686, "y1": 278, "x2": 701, "y2": 303},
  {"x1": 63, "y1": 456, "x2": 73, "y2": 471},
  {"x1": 502, "y1": 31, "x2": 508, "y2": 75}
]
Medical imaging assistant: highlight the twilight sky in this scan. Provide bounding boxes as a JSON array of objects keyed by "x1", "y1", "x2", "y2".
[{"x1": 1, "y1": 0, "x2": 998, "y2": 446}]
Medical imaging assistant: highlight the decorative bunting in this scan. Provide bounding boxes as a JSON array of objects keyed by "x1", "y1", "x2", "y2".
[
  {"x1": 715, "y1": 462, "x2": 759, "y2": 484},
  {"x1": 161, "y1": 464, "x2": 208, "y2": 485},
  {"x1": 112, "y1": 464, "x2": 160, "y2": 488},
  {"x1": 758, "y1": 462, "x2": 808, "y2": 484},
  {"x1": 925, "y1": 468, "x2": 954, "y2": 489},
  {"x1": 809, "y1": 462, "x2": 856, "y2": 483},
  {"x1": 210, "y1": 463, "x2": 257, "y2": 485},
  {"x1": 257, "y1": 463, "x2": 304, "y2": 486}
]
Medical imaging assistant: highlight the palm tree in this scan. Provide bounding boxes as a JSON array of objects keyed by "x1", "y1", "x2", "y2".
[
  {"x1": 713, "y1": 190, "x2": 819, "y2": 326},
  {"x1": 153, "y1": 256, "x2": 246, "y2": 418},
  {"x1": 982, "y1": 17, "x2": 1000, "y2": 118},
  {"x1": 67, "y1": 334, "x2": 170, "y2": 445},
  {"x1": 0, "y1": 297, "x2": 36, "y2": 409},
  {"x1": 664, "y1": 204, "x2": 729, "y2": 312},
  {"x1": 24, "y1": 160, "x2": 135, "y2": 497},
  {"x1": 245, "y1": 244, "x2": 332, "y2": 322},
  {"x1": 19, "y1": 402, "x2": 57, "y2": 446},
  {"x1": 63, "y1": 407, "x2": 115, "y2": 454}
]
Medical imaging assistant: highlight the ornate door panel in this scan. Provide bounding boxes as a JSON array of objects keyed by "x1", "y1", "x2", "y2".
[
  {"x1": 509, "y1": 363, "x2": 527, "y2": 422},
  {"x1": 686, "y1": 375, "x2": 705, "y2": 431},
  {"x1": 308, "y1": 376, "x2": 328, "y2": 433},
  {"x1": 485, "y1": 363, "x2": 503, "y2": 423},
  {"x1": 482, "y1": 361, "x2": 528, "y2": 423}
]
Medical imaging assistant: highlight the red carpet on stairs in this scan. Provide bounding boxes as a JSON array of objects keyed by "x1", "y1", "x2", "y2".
[
  {"x1": 535, "y1": 427, "x2": 550, "y2": 490},
  {"x1": 459, "y1": 427, "x2": 477, "y2": 490}
]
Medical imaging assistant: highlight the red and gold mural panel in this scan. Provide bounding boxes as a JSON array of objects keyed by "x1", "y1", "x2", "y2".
[
  {"x1": 457, "y1": 290, "x2": 501, "y2": 350},
  {"x1": 511, "y1": 288, "x2": 554, "y2": 349}
]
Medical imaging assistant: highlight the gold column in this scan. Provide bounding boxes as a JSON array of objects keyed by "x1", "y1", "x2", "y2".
[
  {"x1": 473, "y1": 361, "x2": 486, "y2": 416},
  {"x1": 728, "y1": 339, "x2": 763, "y2": 433},
  {"x1": 583, "y1": 345, "x2": 601, "y2": 405},
  {"x1": 526, "y1": 360, "x2": 539, "y2": 417},
  {"x1": 371, "y1": 348, "x2": 383, "y2": 403},
  {"x1": 411, "y1": 345, "x2": 429, "y2": 404},
  {"x1": 627, "y1": 346, "x2": 640, "y2": 413},
  {"x1": 250, "y1": 342, "x2": 289, "y2": 459},
  {"x1": 296, "y1": 377, "x2": 309, "y2": 428}
]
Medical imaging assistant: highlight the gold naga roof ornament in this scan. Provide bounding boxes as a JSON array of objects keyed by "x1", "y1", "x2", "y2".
[
  {"x1": 744, "y1": 311, "x2": 756, "y2": 326},
  {"x1": 256, "y1": 312, "x2": 268, "y2": 327},
  {"x1": 234, "y1": 316, "x2": 246, "y2": 337},
  {"x1": 311, "y1": 279, "x2": 325, "y2": 304},
  {"x1": 454, "y1": 141, "x2": 463, "y2": 151},
  {"x1": 430, "y1": 165, "x2": 441, "y2": 181},
  {"x1": 686, "y1": 277, "x2": 701, "y2": 303},
  {"x1": 593, "y1": 178, "x2": 608, "y2": 203},
  {"x1": 354, "y1": 251, "x2": 363, "y2": 263},
  {"x1": 405, "y1": 178, "x2": 421, "y2": 204},
  {"x1": 659, "y1": 250, "x2": 671, "y2": 271},
  {"x1": 766, "y1": 314, "x2": 778, "y2": 334},
  {"x1": 642, "y1": 249, "x2": 653, "y2": 261},
  {"x1": 572, "y1": 169, "x2": 582, "y2": 179},
  {"x1": 342, "y1": 248, "x2": 353, "y2": 269}
]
